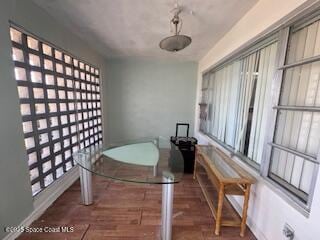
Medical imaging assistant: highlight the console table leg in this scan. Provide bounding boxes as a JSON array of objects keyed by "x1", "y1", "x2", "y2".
[
  {"x1": 240, "y1": 184, "x2": 251, "y2": 237},
  {"x1": 161, "y1": 175, "x2": 174, "y2": 240},
  {"x1": 79, "y1": 165, "x2": 93, "y2": 205},
  {"x1": 215, "y1": 184, "x2": 224, "y2": 235}
]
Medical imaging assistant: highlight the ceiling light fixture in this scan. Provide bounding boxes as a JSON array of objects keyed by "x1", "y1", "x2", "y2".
[{"x1": 159, "y1": 5, "x2": 191, "y2": 52}]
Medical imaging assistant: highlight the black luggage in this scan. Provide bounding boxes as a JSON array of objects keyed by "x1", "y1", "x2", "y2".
[{"x1": 170, "y1": 123, "x2": 197, "y2": 173}]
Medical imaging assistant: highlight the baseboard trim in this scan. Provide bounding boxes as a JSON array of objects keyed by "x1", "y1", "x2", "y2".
[
  {"x1": 3, "y1": 166, "x2": 79, "y2": 240},
  {"x1": 227, "y1": 196, "x2": 268, "y2": 240}
]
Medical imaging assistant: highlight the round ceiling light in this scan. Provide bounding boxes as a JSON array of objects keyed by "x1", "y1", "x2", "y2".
[{"x1": 159, "y1": 6, "x2": 191, "y2": 52}]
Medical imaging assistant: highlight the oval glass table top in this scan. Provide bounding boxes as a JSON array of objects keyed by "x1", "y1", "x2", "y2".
[{"x1": 73, "y1": 137, "x2": 184, "y2": 184}]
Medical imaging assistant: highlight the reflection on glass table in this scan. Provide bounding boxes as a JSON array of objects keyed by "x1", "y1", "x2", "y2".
[{"x1": 73, "y1": 137, "x2": 184, "y2": 240}]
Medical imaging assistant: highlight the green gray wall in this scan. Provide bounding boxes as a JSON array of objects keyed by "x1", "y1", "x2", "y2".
[
  {"x1": 0, "y1": 0, "x2": 107, "y2": 238},
  {"x1": 105, "y1": 58, "x2": 197, "y2": 143}
]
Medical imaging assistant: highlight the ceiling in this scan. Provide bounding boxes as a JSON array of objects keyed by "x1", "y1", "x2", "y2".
[{"x1": 32, "y1": 0, "x2": 258, "y2": 61}]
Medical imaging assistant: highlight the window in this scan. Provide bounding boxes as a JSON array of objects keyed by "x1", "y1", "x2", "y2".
[
  {"x1": 268, "y1": 16, "x2": 320, "y2": 204},
  {"x1": 200, "y1": 11, "x2": 320, "y2": 209},
  {"x1": 200, "y1": 40, "x2": 278, "y2": 167},
  {"x1": 10, "y1": 26, "x2": 103, "y2": 196}
]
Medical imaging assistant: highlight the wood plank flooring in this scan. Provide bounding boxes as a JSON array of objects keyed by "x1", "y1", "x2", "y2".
[{"x1": 17, "y1": 174, "x2": 256, "y2": 240}]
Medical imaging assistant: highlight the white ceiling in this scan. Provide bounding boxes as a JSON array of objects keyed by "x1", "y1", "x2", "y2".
[{"x1": 32, "y1": 0, "x2": 258, "y2": 61}]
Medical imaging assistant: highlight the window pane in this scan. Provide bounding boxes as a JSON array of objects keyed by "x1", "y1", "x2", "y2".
[{"x1": 287, "y1": 19, "x2": 320, "y2": 64}]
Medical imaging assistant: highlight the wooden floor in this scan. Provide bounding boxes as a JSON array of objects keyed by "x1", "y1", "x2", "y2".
[{"x1": 18, "y1": 175, "x2": 256, "y2": 240}]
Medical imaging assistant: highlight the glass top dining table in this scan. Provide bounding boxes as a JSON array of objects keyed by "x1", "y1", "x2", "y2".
[{"x1": 73, "y1": 137, "x2": 185, "y2": 240}]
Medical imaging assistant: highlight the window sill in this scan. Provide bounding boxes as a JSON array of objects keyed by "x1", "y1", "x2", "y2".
[{"x1": 196, "y1": 131, "x2": 311, "y2": 218}]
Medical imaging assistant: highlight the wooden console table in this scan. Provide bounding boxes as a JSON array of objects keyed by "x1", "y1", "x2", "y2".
[{"x1": 193, "y1": 145, "x2": 256, "y2": 237}]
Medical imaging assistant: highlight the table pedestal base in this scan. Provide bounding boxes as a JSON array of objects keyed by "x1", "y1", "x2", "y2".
[
  {"x1": 79, "y1": 165, "x2": 93, "y2": 205},
  {"x1": 161, "y1": 175, "x2": 174, "y2": 240},
  {"x1": 79, "y1": 170, "x2": 175, "y2": 240}
]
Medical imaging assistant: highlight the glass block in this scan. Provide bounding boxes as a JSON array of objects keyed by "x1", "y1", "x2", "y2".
[
  {"x1": 74, "y1": 70, "x2": 79, "y2": 78},
  {"x1": 57, "y1": 77, "x2": 65, "y2": 86},
  {"x1": 68, "y1": 102, "x2": 75, "y2": 111},
  {"x1": 32, "y1": 182, "x2": 41, "y2": 195},
  {"x1": 72, "y1": 145, "x2": 78, "y2": 153},
  {"x1": 78, "y1": 113, "x2": 82, "y2": 121},
  {"x1": 64, "y1": 54, "x2": 71, "y2": 64},
  {"x1": 44, "y1": 59, "x2": 53, "y2": 70},
  {"x1": 90, "y1": 67, "x2": 94, "y2": 74},
  {"x1": 95, "y1": 69, "x2": 99, "y2": 75},
  {"x1": 28, "y1": 152, "x2": 37, "y2": 166},
  {"x1": 10, "y1": 28, "x2": 22, "y2": 43},
  {"x1": 37, "y1": 119, "x2": 47, "y2": 130},
  {"x1": 35, "y1": 103, "x2": 45, "y2": 114},
  {"x1": 55, "y1": 154, "x2": 62, "y2": 165},
  {"x1": 73, "y1": 58, "x2": 79, "y2": 67},
  {"x1": 31, "y1": 71, "x2": 42, "y2": 83},
  {"x1": 60, "y1": 103, "x2": 67, "y2": 112},
  {"x1": 49, "y1": 117, "x2": 57, "y2": 127},
  {"x1": 66, "y1": 67, "x2": 72, "y2": 76},
  {"x1": 66, "y1": 161, "x2": 72, "y2": 171},
  {"x1": 27, "y1": 36, "x2": 39, "y2": 50},
  {"x1": 64, "y1": 139, "x2": 70, "y2": 147},
  {"x1": 41, "y1": 146, "x2": 50, "y2": 159},
  {"x1": 42, "y1": 160, "x2": 52, "y2": 173},
  {"x1": 67, "y1": 91, "x2": 74, "y2": 99},
  {"x1": 20, "y1": 104, "x2": 31, "y2": 116},
  {"x1": 44, "y1": 173, "x2": 53, "y2": 187},
  {"x1": 86, "y1": 73, "x2": 90, "y2": 81},
  {"x1": 58, "y1": 90, "x2": 66, "y2": 99},
  {"x1": 25, "y1": 137, "x2": 35, "y2": 149},
  {"x1": 70, "y1": 114, "x2": 75, "y2": 122},
  {"x1": 66, "y1": 79, "x2": 73, "y2": 88},
  {"x1": 49, "y1": 103, "x2": 57, "y2": 113},
  {"x1": 79, "y1": 62, "x2": 84, "y2": 69},
  {"x1": 75, "y1": 92, "x2": 80, "y2": 100},
  {"x1": 65, "y1": 150, "x2": 71, "y2": 159},
  {"x1": 62, "y1": 126, "x2": 69, "y2": 136},
  {"x1": 71, "y1": 125, "x2": 77, "y2": 134},
  {"x1": 74, "y1": 82, "x2": 80, "y2": 90},
  {"x1": 39, "y1": 133, "x2": 49, "y2": 145},
  {"x1": 22, "y1": 121, "x2": 33, "y2": 133},
  {"x1": 29, "y1": 53, "x2": 41, "y2": 67},
  {"x1": 56, "y1": 63, "x2": 63, "y2": 73},
  {"x1": 33, "y1": 88, "x2": 44, "y2": 99},
  {"x1": 54, "y1": 143, "x2": 61, "y2": 153},
  {"x1": 42, "y1": 43, "x2": 52, "y2": 56},
  {"x1": 12, "y1": 47, "x2": 24, "y2": 62},
  {"x1": 85, "y1": 65, "x2": 90, "y2": 71},
  {"x1": 45, "y1": 74, "x2": 55, "y2": 85},
  {"x1": 56, "y1": 167, "x2": 64, "y2": 178},
  {"x1": 55, "y1": 49, "x2": 62, "y2": 60},
  {"x1": 15, "y1": 67, "x2": 27, "y2": 81},
  {"x1": 47, "y1": 89, "x2": 56, "y2": 99},
  {"x1": 91, "y1": 75, "x2": 95, "y2": 82},
  {"x1": 80, "y1": 72, "x2": 85, "y2": 80},
  {"x1": 17, "y1": 86, "x2": 29, "y2": 98},
  {"x1": 82, "y1": 92, "x2": 87, "y2": 100},
  {"x1": 30, "y1": 168, "x2": 39, "y2": 181},
  {"x1": 51, "y1": 130, "x2": 59, "y2": 140}
]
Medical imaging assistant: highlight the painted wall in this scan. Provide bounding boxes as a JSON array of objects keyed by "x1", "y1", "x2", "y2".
[
  {"x1": 0, "y1": 0, "x2": 107, "y2": 239},
  {"x1": 195, "y1": 0, "x2": 320, "y2": 240},
  {"x1": 105, "y1": 58, "x2": 197, "y2": 143}
]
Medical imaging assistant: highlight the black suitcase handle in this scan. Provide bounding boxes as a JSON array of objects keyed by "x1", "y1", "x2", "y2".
[{"x1": 175, "y1": 123, "x2": 189, "y2": 138}]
